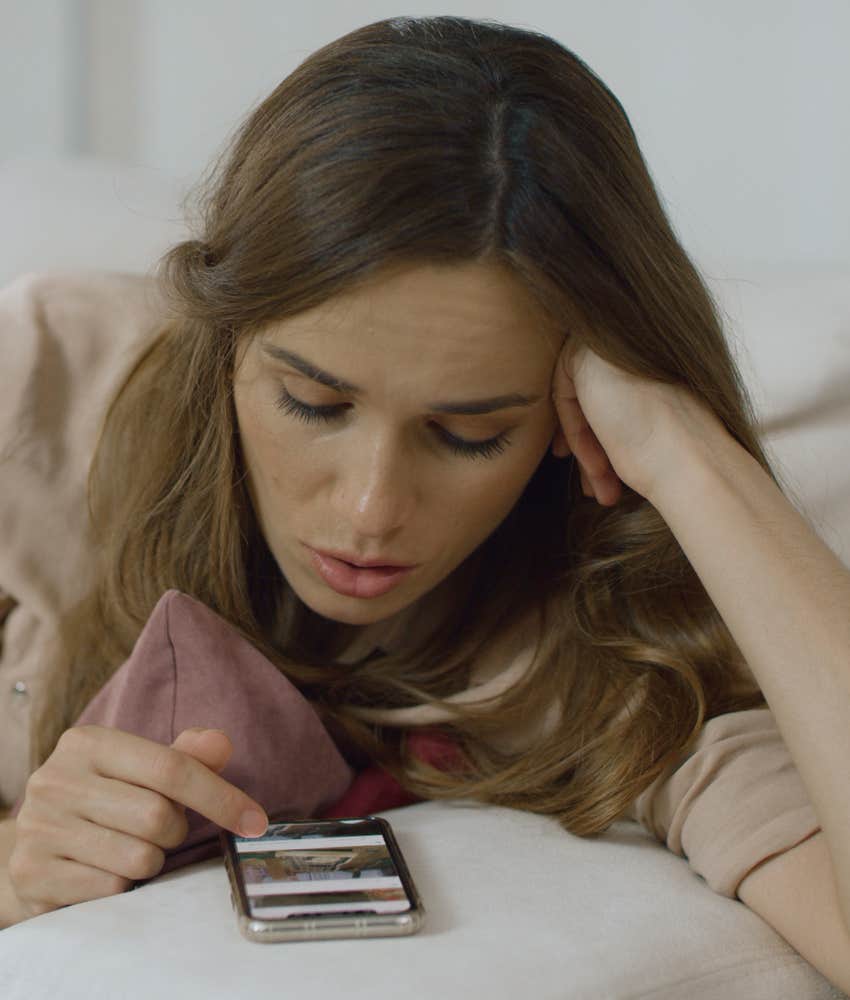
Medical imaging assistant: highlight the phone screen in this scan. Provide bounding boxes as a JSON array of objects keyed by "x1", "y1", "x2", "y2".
[{"x1": 228, "y1": 816, "x2": 414, "y2": 921}]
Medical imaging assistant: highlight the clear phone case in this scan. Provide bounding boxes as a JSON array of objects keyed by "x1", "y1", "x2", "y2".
[{"x1": 220, "y1": 814, "x2": 426, "y2": 943}]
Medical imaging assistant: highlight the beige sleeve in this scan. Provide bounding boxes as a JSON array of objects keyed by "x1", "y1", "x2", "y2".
[
  {"x1": 0, "y1": 270, "x2": 166, "y2": 808},
  {"x1": 626, "y1": 706, "x2": 822, "y2": 899}
]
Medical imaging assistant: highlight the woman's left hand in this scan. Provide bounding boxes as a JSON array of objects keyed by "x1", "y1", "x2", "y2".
[{"x1": 549, "y1": 337, "x2": 731, "y2": 505}]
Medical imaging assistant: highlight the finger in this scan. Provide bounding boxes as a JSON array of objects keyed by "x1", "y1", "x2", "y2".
[
  {"x1": 65, "y1": 725, "x2": 268, "y2": 839},
  {"x1": 552, "y1": 372, "x2": 612, "y2": 480},
  {"x1": 10, "y1": 810, "x2": 141, "y2": 908},
  {"x1": 171, "y1": 727, "x2": 234, "y2": 773},
  {"x1": 21, "y1": 811, "x2": 166, "y2": 884},
  {"x1": 43, "y1": 856, "x2": 134, "y2": 906},
  {"x1": 11, "y1": 837, "x2": 134, "y2": 910},
  {"x1": 581, "y1": 465, "x2": 623, "y2": 507},
  {"x1": 550, "y1": 426, "x2": 570, "y2": 458},
  {"x1": 87, "y1": 775, "x2": 191, "y2": 849},
  {"x1": 555, "y1": 337, "x2": 582, "y2": 398},
  {"x1": 26, "y1": 759, "x2": 190, "y2": 851},
  {"x1": 593, "y1": 473, "x2": 624, "y2": 507},
  {"x1": 12, "y1": 855, "x2": 133, "y2": 915},
  {"x1": 568, "y1": 417, "x2": 612, "y2": 480}
]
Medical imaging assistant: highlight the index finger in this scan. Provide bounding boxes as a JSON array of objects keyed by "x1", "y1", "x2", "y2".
[{"x1": 78, "y1": 725, "x2": 269, "y2": 838}]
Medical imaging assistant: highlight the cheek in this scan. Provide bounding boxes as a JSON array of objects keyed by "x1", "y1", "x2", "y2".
[
  {"x1": 234, "y1": 386, "x2": 303, "y2": 518},
  {"x1": 438, "y1": 434, "x2": 550, "y2": 546}
]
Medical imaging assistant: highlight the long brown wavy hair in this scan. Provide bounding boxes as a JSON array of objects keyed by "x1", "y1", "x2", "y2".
[{"x1": 34, "y1": 14, "x2": 776, "y2": 835}]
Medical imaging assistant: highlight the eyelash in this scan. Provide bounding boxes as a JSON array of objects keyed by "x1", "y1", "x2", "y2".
[{"x1": 274, "y1": 388, "x2": 511, "y2": 461}]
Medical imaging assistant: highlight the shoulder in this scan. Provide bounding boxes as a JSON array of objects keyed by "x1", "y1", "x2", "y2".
[
  {"x1": 0, "y1": 269, "x2": 167, "y2": 367},
  {"x1": 0, "y1": 270, "x2": 169, "y2": 614},
  {"x1": 0, "y1": 268, "x2": 163, "y2": 318},
  {"x1": 0, "y1": 269, "x2": 168, "y2": 453}
]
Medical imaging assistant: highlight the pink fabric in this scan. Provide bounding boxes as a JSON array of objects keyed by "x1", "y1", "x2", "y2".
[
  {"x1": 12, "y1": 590, "x2": 356, "y2": 872},
  {"x1": 10, "y1": 588, "x2": 468, "y2": 879}
]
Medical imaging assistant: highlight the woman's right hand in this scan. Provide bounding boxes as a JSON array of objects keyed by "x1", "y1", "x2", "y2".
[{"x1": 7, "y1": 725, "x2": 269, "y2": 921}]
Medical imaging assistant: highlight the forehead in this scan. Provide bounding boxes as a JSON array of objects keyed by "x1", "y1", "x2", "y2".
[{"x1": 262, "y1": 261, "x2": 563, "y2": 372}]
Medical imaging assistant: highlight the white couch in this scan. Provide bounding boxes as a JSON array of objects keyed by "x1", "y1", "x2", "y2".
[{"x1": 1, "y1": 155, "x2": 848, "y2": 1000}]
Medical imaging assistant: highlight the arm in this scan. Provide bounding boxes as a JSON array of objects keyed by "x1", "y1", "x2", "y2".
[
  {"x1": 553, "y1": 337, "x2": 850, "y2": 989},
  {"x1": 649, "y1": 426, "x2": 850, "y2": 991},
  {"x1": 0, "y1": 814, "x2": 15, "y2": 865},
  {"x1": 0, "y1": 815, "x2": 25, "y2": 928}
]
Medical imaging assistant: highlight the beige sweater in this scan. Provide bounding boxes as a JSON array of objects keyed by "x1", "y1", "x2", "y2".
[{"x1": 0, "y1": 270, "x2": 822, "y2": 899}]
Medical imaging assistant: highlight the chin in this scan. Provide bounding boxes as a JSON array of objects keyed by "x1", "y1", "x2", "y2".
[{"x1": 296, "y1": 580, "x2": 414, "y2": 626}]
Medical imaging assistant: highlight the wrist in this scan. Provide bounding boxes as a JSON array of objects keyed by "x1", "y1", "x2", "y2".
[
  {"x1": 0, "y1": 866, "x2": 27, "y2": 929},
  {"x1": 646, "y1": 413, "x2": 752, "y2": 514}
]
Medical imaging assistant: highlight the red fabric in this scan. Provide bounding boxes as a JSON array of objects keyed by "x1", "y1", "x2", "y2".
[{"x1": 318, "y1": 728, "x2": 469, "y2": 819}]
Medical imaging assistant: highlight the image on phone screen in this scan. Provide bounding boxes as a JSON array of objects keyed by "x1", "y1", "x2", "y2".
[{"x1": 231, "y1": 817, "x2": 413, "y2": 920}]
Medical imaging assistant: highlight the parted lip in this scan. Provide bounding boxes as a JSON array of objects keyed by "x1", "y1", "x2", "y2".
[{"x1": 308, "y1": 545, "x2": 417, "y2": 570}]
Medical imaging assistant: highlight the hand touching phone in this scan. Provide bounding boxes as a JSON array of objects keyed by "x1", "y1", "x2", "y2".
[{"x1": 7, "y1": 726, "x2": 268, "y2": 922}]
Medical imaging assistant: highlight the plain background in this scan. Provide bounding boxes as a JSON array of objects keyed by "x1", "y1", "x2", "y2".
[{"x1": 2, "y1": 0, "x2": 849, "y2": 274}]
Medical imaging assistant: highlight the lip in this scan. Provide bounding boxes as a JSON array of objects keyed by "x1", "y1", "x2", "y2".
[
  {"x1": 304, "y1": 545, "x2": 417, "y2": 599},
  {"x1": 309, "y1": 546, "x2": 417, "y2": 570}
]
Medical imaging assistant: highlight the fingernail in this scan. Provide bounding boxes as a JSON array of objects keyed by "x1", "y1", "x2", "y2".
[{"x1": 239, "y1": 810, "x2": 268, "y2": 838}]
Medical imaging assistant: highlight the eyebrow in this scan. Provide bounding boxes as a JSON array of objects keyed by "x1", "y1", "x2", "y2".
[{"x1": 260, "y1": 343, "x2": 541, "y2": 415}]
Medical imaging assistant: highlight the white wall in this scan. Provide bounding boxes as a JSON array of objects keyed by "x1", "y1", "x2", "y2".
[
  {"x1": 2, "y1": 0, "x2": 849, "y2": 270},
  {"x1": 0, "y1": 0, "x2": 85, "y2": 155}
]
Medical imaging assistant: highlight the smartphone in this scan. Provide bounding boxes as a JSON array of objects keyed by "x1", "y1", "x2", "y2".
[{"x1": 220, "y1": 814, "x2": 426, "y2": 943}]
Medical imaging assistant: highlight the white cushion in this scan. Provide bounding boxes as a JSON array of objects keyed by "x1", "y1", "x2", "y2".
[
  {"x1": 0, "y1": 801, "x2": 839, "y2": 1000},
  {"x1": 705, "y1": 265, "x2": 850, "y2": 568}
]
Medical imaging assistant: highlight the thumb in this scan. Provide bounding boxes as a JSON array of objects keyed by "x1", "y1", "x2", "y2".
[{"x1": 171, "y1": 727, "x2": 233, "y2": 774}]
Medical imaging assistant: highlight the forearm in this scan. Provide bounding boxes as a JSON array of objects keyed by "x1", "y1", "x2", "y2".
[
  {"x1": 0, "y1": 815, "x2": 16, "y2": 866},
  {"x1": 0, "y1": 816, "x2": 24, "y2": 928},
  {"x1": 650, "y1": 428, "x2": 850, "y2": 930},
  {"x1": 0, "y1": 868, "x2": 25, "y2": 929}
]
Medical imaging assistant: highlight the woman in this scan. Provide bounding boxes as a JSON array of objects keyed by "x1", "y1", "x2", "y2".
[{"x1": 2, "y1": 15, "x2": 849, "y2": 988}]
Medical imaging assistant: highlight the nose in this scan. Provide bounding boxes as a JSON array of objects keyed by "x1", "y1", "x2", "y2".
[{"x1": 329, "y1": 428, "x2": 417, "y2": 538}]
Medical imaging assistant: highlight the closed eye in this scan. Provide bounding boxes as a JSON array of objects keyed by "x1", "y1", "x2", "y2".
[{"x1": 274, "y1": 388, "x2": 511, "y2": 461}]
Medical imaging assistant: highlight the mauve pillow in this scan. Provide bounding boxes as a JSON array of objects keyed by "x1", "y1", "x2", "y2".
[{"x1": 14, "y1": 589, "x2": 357, "y2": 874}]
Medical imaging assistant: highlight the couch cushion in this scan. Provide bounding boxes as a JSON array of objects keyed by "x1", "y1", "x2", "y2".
[
  {"x1": 0, "y1": 800, "x2": 840, "y2": 1000},
  {"x1": 0, "y1": 155, "x2": 190, "y2": 289},
  {"x1": 705, "y1": 266, "x2": 850, "y2": 568}
]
